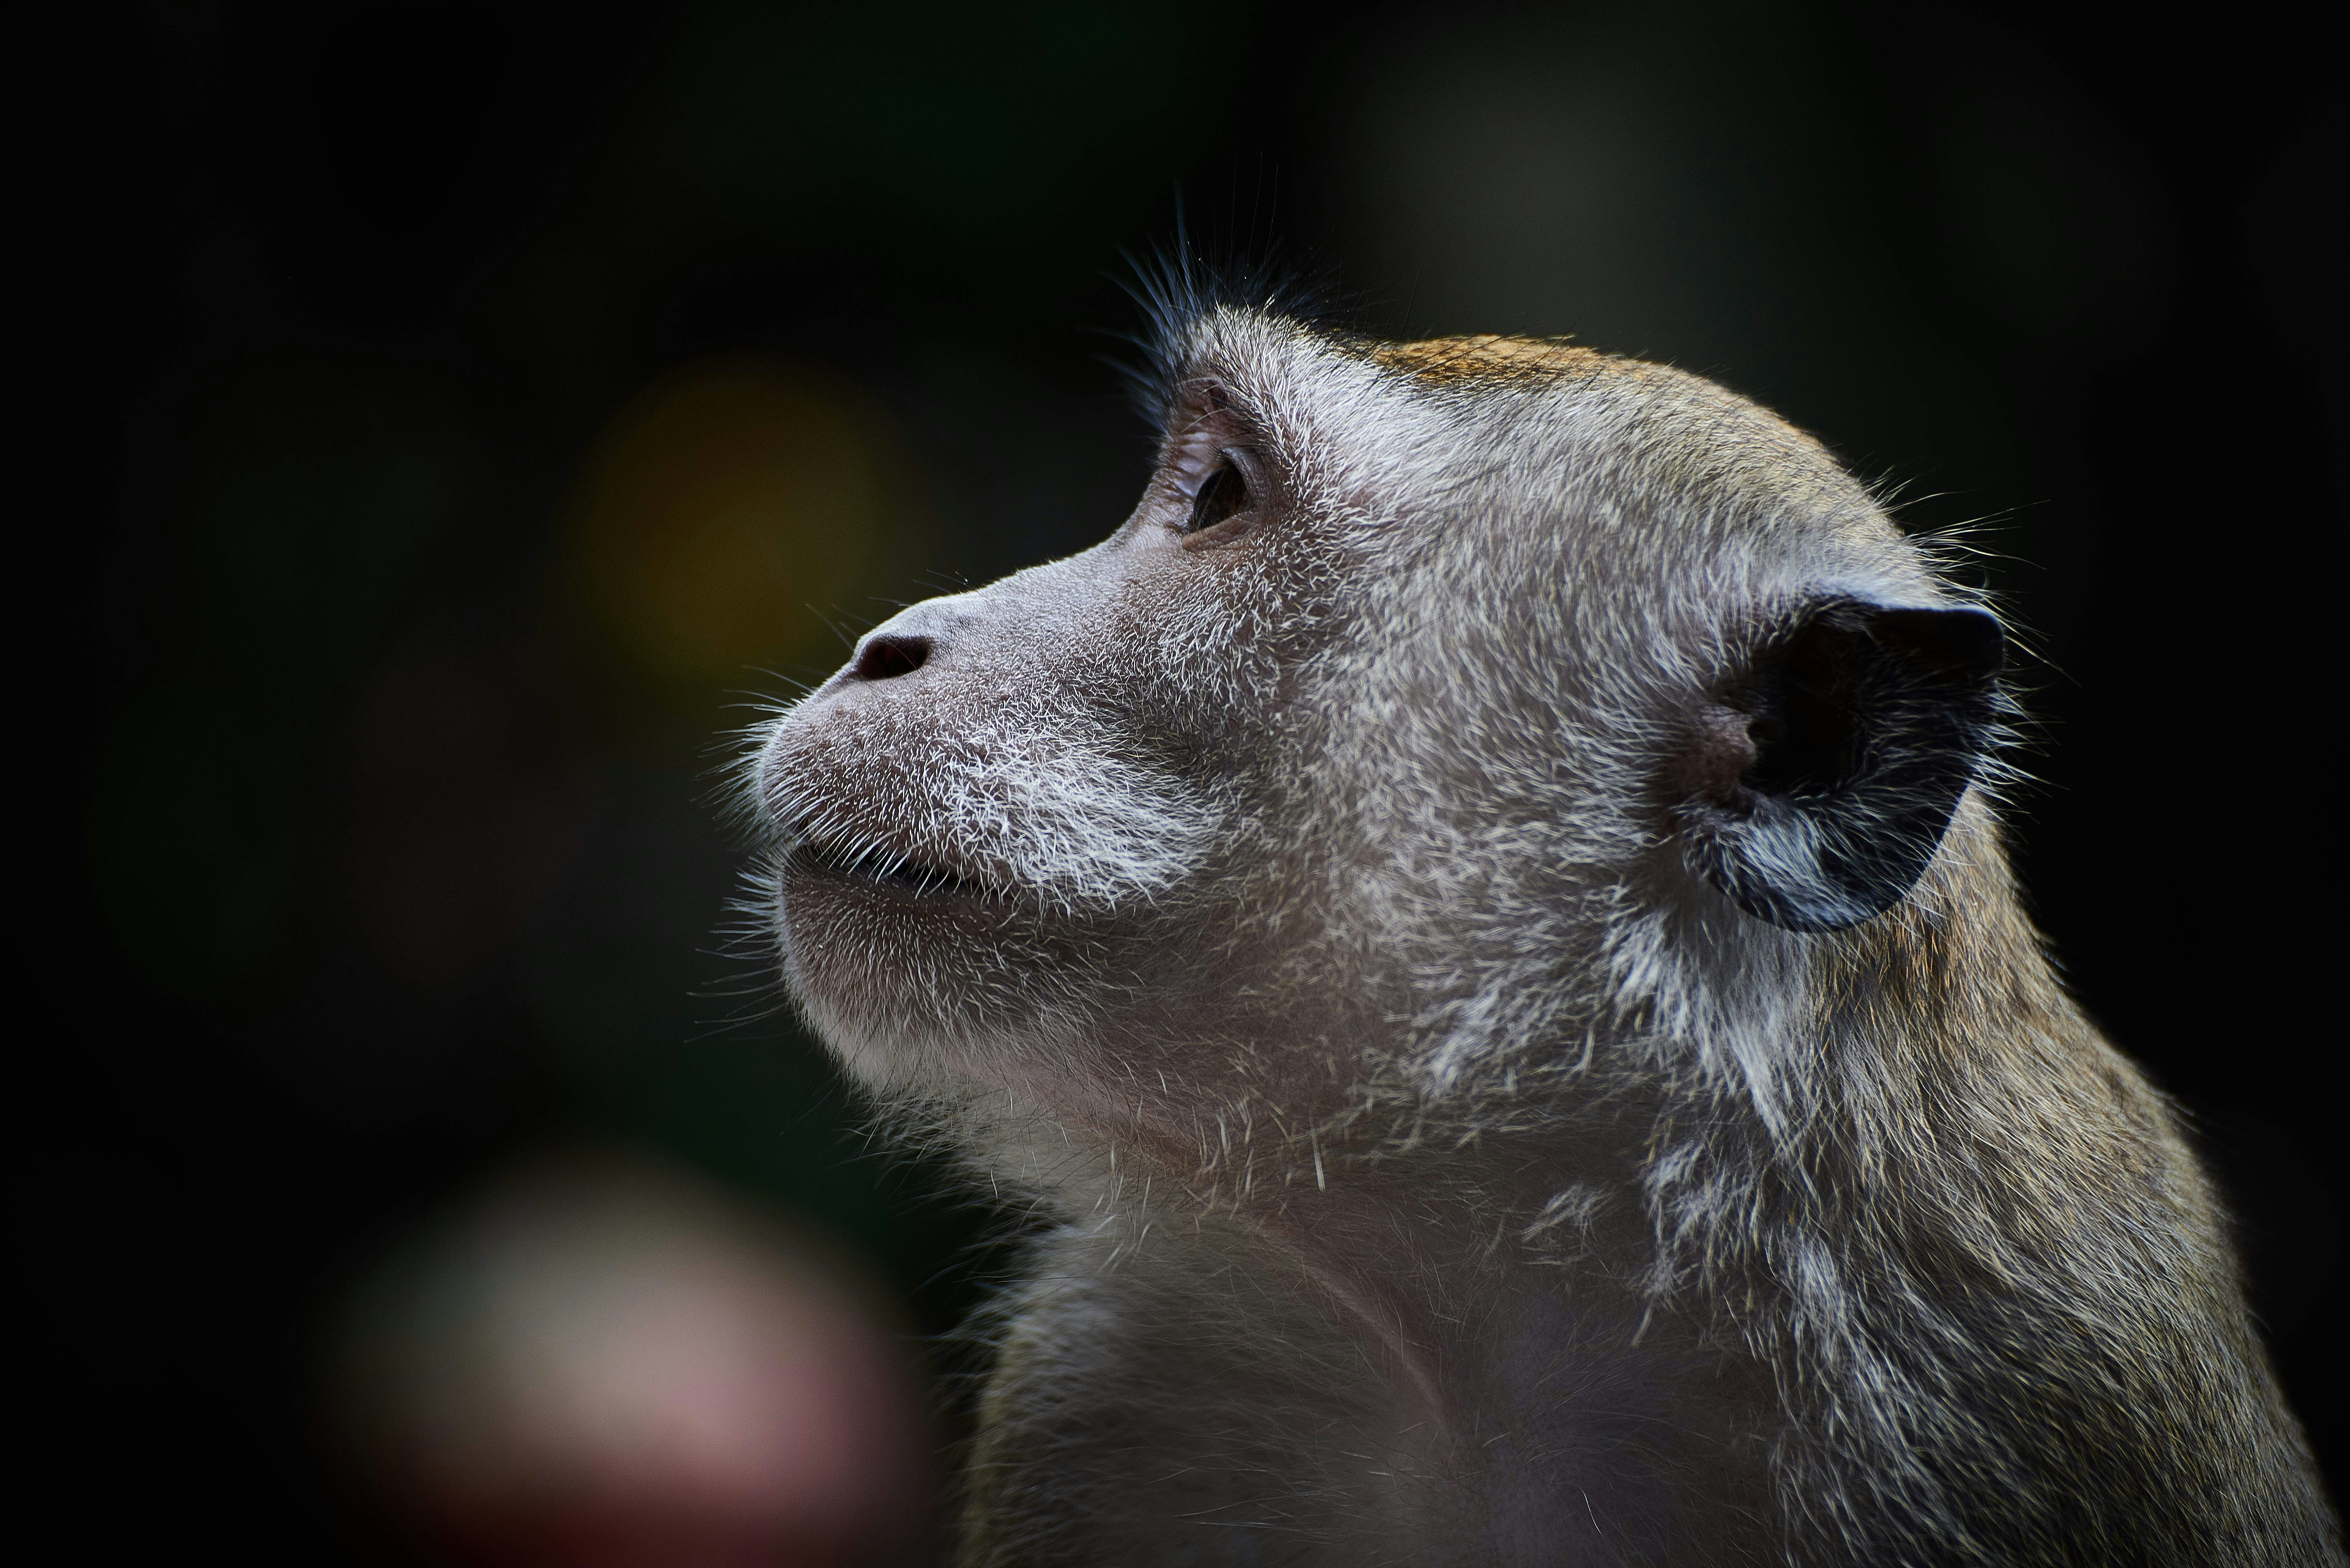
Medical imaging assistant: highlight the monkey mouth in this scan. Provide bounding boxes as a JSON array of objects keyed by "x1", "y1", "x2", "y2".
[{"x1": 783, "y1": 822, "x2": 1002, "y2": 903}]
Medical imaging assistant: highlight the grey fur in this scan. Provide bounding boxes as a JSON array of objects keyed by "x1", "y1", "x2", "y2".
[{"x1": 747, "y1": 305, "x2": 2339, "y2": 1566}]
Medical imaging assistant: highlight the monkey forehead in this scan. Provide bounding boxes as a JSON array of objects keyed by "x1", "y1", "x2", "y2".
[
  {"x1": 1175, "y1": 307, "x2": 1668, "y2": 419},
  {"x1": 1173, "y1": 310, "x2": 1603, "y2": 399},
  {"x1": 1176, "y1": 306, "x2": 1816, "y2": 469},
  {"x1": 1173, "y1": 308, "x2": 1907, "y2": 574}
]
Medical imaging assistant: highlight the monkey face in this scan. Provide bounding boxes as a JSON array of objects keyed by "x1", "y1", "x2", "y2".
[
  {"x1": 751, "y1": 305, "x2": 2002, "y2": 1114},
  {"x1": 753, "y1": 327, "x2": 1356, "y2": 1100}
]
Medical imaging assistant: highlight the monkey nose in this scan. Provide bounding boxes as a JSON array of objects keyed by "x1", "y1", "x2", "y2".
[{"x1": 850, "y1": 634, "x2": 932, "y2": 682}]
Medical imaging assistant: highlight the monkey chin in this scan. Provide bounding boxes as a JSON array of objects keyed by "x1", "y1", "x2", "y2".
[{"x1": 771, "y1": 840, "x2": 1119, "y2": 1099}]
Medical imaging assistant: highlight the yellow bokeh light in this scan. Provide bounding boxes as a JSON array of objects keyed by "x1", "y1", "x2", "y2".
[{"x1": 571, "y1": 358, "x2": 911, "y2": 688}]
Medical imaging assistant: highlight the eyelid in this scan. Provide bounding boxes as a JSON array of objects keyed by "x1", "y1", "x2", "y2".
[
  {"x1": 1171, "y1": 441, "x2": 1247, "y2": 508},
  {"x1": 1189, "y1": 445, "x2": 1240, "y2": 491},
  {"x1": 1211, "y1": 442, "x2": 1263, "y2": 487}
]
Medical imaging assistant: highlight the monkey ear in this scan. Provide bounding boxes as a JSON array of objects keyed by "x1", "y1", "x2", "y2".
[{"x1": 1675, "y1": 599, "x2": 2004, "y2": 933}]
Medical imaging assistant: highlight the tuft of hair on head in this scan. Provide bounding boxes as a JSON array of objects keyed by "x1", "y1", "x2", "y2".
[{"x1": 1107, "y1": 208, "x2": 1344, "y2": 428}]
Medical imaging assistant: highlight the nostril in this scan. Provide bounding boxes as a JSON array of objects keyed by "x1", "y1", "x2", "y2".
[{"x1": 853, "y1": 634, "x2": 932, "y2": 682}]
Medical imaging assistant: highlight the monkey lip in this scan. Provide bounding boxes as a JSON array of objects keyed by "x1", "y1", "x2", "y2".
[{"x1": 782, "y1": 824, "x2": 1004, "y2": 904}]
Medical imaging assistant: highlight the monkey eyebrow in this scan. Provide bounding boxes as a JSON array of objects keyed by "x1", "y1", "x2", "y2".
[
  {"x1": 1170, "y1": 376, "x2": 1265, "y2": 448},
  {"x1": 1173, "y1": 372, "x2": 1248, "y2": 417}
]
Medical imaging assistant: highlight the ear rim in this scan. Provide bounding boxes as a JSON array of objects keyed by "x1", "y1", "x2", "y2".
[{"x1": 1674, "y1": 597, "x2": 2005, "y2": 934}]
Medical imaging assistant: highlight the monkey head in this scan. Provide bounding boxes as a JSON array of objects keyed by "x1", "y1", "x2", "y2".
[{"x1": 749, "y1": 305, "x2": 2002, "y2": 1142}]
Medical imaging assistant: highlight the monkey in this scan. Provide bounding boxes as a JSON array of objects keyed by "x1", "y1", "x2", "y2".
[{"x1": 746, "y1": 271, "x2": 2343, "y2": 1566}]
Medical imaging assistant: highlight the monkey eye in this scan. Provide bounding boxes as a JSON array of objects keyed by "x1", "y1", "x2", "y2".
[{"x1": 1181, "y1": 456, "x2": 1251, "y2": 537}]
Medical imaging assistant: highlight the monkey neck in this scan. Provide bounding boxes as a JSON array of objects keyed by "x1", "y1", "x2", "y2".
[
  {"x1": 999, "y1": 1059, "x2": 1750, "y2": 1482},
  {"x1": 962, "y1": 817, "x2": 2179, "y2": 1548},
  {"x1": 1004, "y1": 1107, "x2": 1782, "y2": 1556}
]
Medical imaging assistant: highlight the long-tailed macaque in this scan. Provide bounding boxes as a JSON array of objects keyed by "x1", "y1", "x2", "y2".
[{"x1": 749, "y1": 276, "x2": 2341, "y2": 1565}]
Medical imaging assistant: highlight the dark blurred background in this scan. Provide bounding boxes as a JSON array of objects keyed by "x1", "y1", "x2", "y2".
[{"x1": 54, "y1": 1, "x2": 2343, "y2": 1560}]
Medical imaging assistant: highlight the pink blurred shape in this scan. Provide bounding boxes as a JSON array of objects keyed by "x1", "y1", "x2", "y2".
[{"x1": 334, "y1": 1152, "x2": 934, "y2": 1566}]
